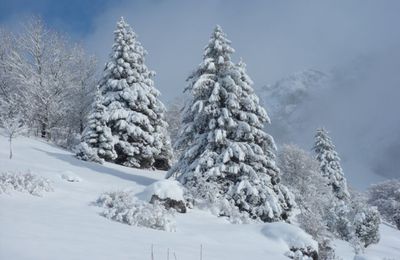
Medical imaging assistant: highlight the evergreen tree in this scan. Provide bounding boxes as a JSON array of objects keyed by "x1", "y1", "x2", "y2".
[
  {"x1": 313, "y1": 128, "x2": 350, "y2": 201},
  {"x1": 99, "y1": 17, "x2": 172, "y2": 169},
  {"x1": 168, "y1": 26, "x2": 294, "y2": 222},
  {"x1": 353, "y1": 205, "x2": 381, "y2": 247},
  {"x1": 76, "y1": 88, "x2": 116, "y2": 163}
]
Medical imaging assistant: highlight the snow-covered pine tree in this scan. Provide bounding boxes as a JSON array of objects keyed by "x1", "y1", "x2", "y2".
[
  {"x1": 76, "y1": 88, "x2": 116, "y2": 163},
  {"x1": 353, "y1": 204, "x2": 381, "y2": 247},
  {"x1": 167, "y1": 25, "x2": 294, "y2": 222},
  {"x1": 313, "y1": 128, "x2": 350, "y2": 201},
  {"x1": 99, "y1": 17, "x2": 172, "y2": 170}
]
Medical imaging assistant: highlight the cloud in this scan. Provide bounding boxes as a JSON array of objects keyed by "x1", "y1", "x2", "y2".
[{"x1": 83, "y1": 0, "x2": 400, "y2": 98}]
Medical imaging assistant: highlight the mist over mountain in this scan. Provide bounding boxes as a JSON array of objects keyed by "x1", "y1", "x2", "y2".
[
  {"x1": 261, "y1": 69, "x2": 330, "y2": 144},
  {"x1": 261, "y1": 49, "x2": 400, "y2": 189}
]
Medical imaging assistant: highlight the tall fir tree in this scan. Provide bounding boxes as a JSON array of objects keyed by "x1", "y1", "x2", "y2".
[
  {"x1": 98, "y1": 17, "x2": 172, "y2": 169},
  {"x1": 313, "y1": 128, "x2": 350, "y2": 201},
  {"x1": 168, "y1": 26, "x2": 294, "y2": 222},
  {"x1": 76, "y1": 88, "x2": 116, "y2": 162}
]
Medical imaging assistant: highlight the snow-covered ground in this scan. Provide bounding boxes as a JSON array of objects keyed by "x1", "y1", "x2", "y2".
[{"x1": 0, "y1": 136, "x2": 399, "y2": 260}]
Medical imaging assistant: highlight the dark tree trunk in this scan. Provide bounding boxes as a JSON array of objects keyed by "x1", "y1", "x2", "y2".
[{"x1": 41, "y1": 122, "x2": 47, "y2": 138}]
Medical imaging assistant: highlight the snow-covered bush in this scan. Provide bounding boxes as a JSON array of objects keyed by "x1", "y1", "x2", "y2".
[
  {"x1": 137, "y1": 179, "x2": 185, "y2": 202},
  {"x1": 278, "y1": 144, "x2": 379, "y2": 253},
  {"x1": 368, "y1": 179, "x2": 400, "y2": 229},
  {"x1": 326, "y1": 202, "x2": 354, "y2": 241},
  {"x1": 0, "y1": 171, "x2": 53, "y2": 196},
  {"x1": 278, "y1": 145, "x2": 333, "y2": 242},
  {"x1": 96, "y1": 190, "x2": 176, "y2": 231},
  {"x1": 262, "y1": 222, "x2": 318, "y2": 260},
  {"x1": 353, "y1": 206, "x2": 380, "y2": 247},
  {"x1": 326, "y1": 190, "x2": 381, "y2": 250},
  {"x1": 318, "y1": 238, "x2": 338, "y2": 260},
  {"x1": 137, "y1": 179, "x2": 187, "y2": 213}
]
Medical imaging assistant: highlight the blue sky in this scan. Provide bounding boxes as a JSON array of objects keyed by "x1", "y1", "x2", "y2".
[
  {"x1": 1, "y1": 0, "x2": 400, "y2": 187},
  {"x1": 0, "y1": 0, "x2": 118, "y2": 37}
]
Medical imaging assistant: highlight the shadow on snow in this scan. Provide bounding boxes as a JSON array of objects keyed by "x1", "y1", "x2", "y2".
[{"x1": 33, "y1": 148, "x2": 158, "y2": 186}]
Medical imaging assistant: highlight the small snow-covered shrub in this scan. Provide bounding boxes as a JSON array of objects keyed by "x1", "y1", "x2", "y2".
[
  {"x1": 368, "y1": 179, "x2": 400, "y2": 229},
  {"x1": 0, "y1": 171, "x2": 53, "y2": 196},
  {"x1": 278, "y1": 145, "x2": 334, "y2": 242},
  {"x1": 262, "y1": 222, "x2": 318, "y2": 260},
  {"x1": 350, "y1": 190, "x2": 380, "y2": 248},
  {"x1": 137, "y1": 180, "x2": 187, "y2": 213},
  {"x1": 318, "y1": 238, "x2": 338, "y2": 260},
  {"x1": 137, "y1": 179, "x2": 185, "y2": 202},
  {"x1": 285, "y1": 247, "x2": 318, "y2": 260},
  {"x1": 96, "y1": 191, "x2": 176, "y2": 231}
]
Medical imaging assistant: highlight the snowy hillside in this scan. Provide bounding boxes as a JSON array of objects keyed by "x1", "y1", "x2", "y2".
[{"x1": 0, "y1": 136, "x2": 399, "y2": 260}]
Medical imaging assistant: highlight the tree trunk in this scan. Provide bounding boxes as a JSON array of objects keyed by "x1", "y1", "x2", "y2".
[
  {"x1": 41, "y1": 122, "x2": 47, "y2": 138},
  {"x1": 9, "y1": 136, "x2": 12, "y2": 159},
  {"x1": 80, "y1": 119, "x2": 84, "y2": 134}
]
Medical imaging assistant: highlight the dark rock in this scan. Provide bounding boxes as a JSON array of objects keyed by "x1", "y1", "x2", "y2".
[
  {"x1": 150, "y1": 194, "x2": 187, "y2": 213},
  {"x1": 287, "y1": 246, "x2": 318, "y2": 260}
]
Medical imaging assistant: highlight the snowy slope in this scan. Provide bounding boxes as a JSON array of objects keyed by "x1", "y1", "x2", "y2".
[{"x1": 0, "y1": 136, "x2": 399, "y2": 260}]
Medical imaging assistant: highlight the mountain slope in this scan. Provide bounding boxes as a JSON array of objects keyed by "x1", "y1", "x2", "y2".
[{"x1": 0, "y1": 135, "x2": 399, "y2": 259}]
